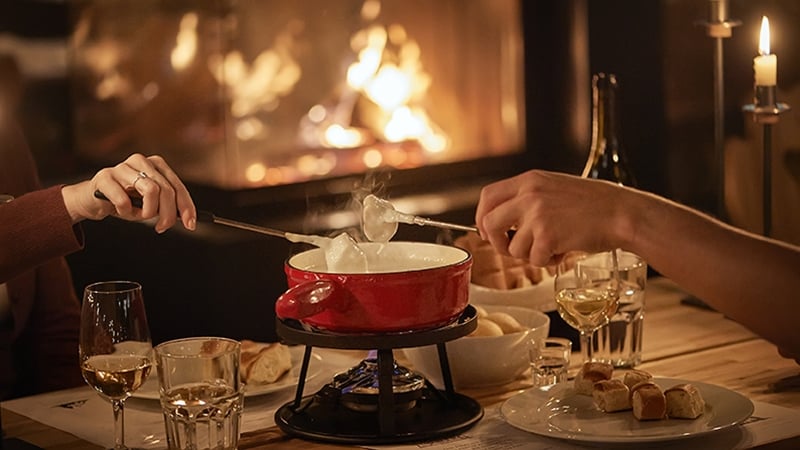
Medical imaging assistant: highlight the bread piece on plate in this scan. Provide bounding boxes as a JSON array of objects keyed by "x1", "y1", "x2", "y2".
[
  {"x1": 574, "y1": 361, "x2": 614, "y2": 395},
  {"x1": 631, "y1": 381, "x2": 667, "y2": 420},
  {"x1": 592, "y1": 379, "x2": 631, "y2": 412},
  {"x1": 665, "y1": 383, "x2": 706, "y2": 419},
  {"x1": 622, "y1": 369, "x2": 653, "y2": 390},
  {"x1": 240, "y1": 340, "x2": 293, "y2": 385}
]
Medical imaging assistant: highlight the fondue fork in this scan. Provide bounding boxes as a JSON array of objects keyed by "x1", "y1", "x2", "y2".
[{"x1": 93, "y1": 190, "x2": 312, "y2": 240}]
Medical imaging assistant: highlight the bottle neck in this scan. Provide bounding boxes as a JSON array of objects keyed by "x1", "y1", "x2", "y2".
[{"x1": 581, "y1": 73, "x2": 635, "y2": 187}]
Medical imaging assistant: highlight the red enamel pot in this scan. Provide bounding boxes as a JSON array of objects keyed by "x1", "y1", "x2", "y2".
[{"x1": 275, "y1": 242, "x2": 472, "y2": 333}]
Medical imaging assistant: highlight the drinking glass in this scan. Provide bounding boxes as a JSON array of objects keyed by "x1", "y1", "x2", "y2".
[
  {"x1": 584, "y1": 251, "x2": 647, "y2": 367},
  {"x1": 155, "y1": 337, "x2": 243, "y2": 450},
  {"x1": 529, "y1": 337, "x2": 572, "y2": 387},
  {"x1": 79, "y1": 281, "x2": 152, "y2": 450},
  {"x1": 554, "y1": 251, "x2": 621, "y2": 365}
]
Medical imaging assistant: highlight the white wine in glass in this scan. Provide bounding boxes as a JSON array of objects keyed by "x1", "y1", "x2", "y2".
[
  {"x1": 79, "y1": 281, "x2": 152, "y2": 450},
  {"x1": 554, "y1": 251, "x2": 621, "y2": 365}
]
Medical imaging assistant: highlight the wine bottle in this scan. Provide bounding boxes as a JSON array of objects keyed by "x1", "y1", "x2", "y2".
[
  {"x1": 582, "y1": 73, "x2": 637, "y2": 187},
  {"x1": 547, "y1": 73, "x2": 640, "y2": 353}
]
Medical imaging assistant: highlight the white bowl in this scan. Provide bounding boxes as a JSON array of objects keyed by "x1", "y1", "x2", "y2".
[
  {"x1": 468, "y1": 274, "x2": 556, "y2": 312},
  {"x1": 403, "y1": 305, "x2": 550, "y2": 388}
]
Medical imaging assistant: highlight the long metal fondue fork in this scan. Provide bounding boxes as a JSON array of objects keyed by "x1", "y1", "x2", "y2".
[{"x1": 94, "y1": 190, "x2": 294, "y2": 239}]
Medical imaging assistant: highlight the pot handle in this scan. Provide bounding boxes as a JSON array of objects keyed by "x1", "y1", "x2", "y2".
[{"x1": 275, "y1": 279, "x2": 353, "y2": 320}]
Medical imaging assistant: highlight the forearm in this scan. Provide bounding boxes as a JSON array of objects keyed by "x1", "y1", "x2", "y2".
[
  {"x1": 624, "y1": 191, "x2": 800, "y2": 356},
  {"x1": 0, "y1": 186, "x2": 83, "y2": 282}
]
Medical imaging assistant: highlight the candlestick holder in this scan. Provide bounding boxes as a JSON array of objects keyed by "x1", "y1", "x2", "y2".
[
  {"x1": 742, "y1": 85, "x2": 791, "y2": 237},
  {"x1": 696, "y1": 0, "x2": 741, "y2": 220}
]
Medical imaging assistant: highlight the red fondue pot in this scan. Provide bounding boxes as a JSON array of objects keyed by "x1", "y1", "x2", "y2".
[{"x1": 275, "y1": 242, "x2": 472, "y2": 333}]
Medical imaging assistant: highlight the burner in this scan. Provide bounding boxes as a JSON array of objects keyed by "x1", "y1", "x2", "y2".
[
  {"x1": 332, "y1": 357, "x2": 425, "y2": 412},
  {"x1": 274, "y1": 305, "x2": 482, "y2": 445},
  {"x1": 276, "y1": 383, "x2": 482, "y2": 444}
]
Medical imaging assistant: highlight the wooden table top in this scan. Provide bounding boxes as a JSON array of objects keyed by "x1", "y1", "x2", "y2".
[{"x1": 3, "y1": 277, "x2": 799, "y2": 449}]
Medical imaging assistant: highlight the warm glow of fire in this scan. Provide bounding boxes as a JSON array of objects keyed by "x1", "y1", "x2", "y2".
[
  {"x1": 207, "y1": 28, "x2": 301, "y2": 129},
  {"x1": 306, "y1": 2, "x2": 449, "y2": 158},
  {"x1": 759, "y1": 16, "x2": 771, "y2": 55},
  {"x1": 362, "y1": 148, "x2": 383, "y2": 168},
  {"x1": 245, "y1": 162, "x2": 267, "y2": 183},
  {"x1": 171, "y1": 13, "x2": 198, "y2": 71},
  {"x1": 324, "y1": 124, "x2": 368, "y2": 148}
]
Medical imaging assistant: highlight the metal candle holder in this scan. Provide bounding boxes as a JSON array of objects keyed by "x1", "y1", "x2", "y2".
[
  {"x1": 743, "y1": 86, "x2": 791, "y2": 237},
  {"x1": 697, "y1": 0, "x2": 740, "y2": 219}
]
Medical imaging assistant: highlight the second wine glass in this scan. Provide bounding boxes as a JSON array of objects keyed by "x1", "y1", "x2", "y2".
[
  {"x1": 79, "y1": 281, "x2": 153, "y2": 450},
  {"x1": 554, "y1": 251, "x2": 621, "y2": 365}
]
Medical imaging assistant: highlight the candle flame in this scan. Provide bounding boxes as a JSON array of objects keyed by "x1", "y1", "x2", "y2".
[{"x1": 759, "y1": 16, "x2": 770, "y2": 56}]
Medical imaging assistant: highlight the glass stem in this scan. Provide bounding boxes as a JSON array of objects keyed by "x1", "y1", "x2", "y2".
[
  {"x1": 580, "y1": 331, "x2": 593, "y2": 364},
  {"x1": 111, "y1": 399, "x2": 126, "y2": 450}
]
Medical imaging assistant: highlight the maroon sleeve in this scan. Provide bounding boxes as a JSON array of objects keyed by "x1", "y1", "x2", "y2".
[
  {"x1": 0, "y1": 186, "x2": 84, "y2": 283},
  {"x1": 0, "y1": 120, "x2": 86, "y2": 396},
  {"x1": 0, "y1": 119, "x2": 84, "y2": 282},
  {"x1": 11, "y1": 257, "x2": 84, "y2": 395}
]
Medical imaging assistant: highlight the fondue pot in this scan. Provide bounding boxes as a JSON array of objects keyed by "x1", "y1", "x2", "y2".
[{"x1": 275, "y1": 242, "x2": 472, "y2": 333}]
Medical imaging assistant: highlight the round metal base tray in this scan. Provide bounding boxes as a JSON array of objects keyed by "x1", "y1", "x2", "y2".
[{"x1": 275, "y1": 388, "x2": 483, "y2": 445}]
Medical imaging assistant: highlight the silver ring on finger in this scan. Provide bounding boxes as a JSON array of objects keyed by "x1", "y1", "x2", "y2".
[{"x1": 132, "y1": 171, "x2": 149, "y2": 189}]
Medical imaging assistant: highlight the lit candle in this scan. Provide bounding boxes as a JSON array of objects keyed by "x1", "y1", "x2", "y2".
[{"x1": 753, "y1": 16, "x2": 777, "y2": 86}]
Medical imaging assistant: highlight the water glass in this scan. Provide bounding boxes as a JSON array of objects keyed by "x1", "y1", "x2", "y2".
[
  {"x1": 154, "y1": 337, "x2": 243, "y2": 450},
  {"x1": 529, "y1": 337, "x2": 571, "y2": 387},
  {"x1": 581, "y1": 251, "x2": 647, "y2": 367}
]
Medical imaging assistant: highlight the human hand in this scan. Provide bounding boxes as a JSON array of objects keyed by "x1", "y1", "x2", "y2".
[
  {"x1": 61, "y1": 153, "x2": 196, "y2": 233},
  {"x1": 474, "y1": 170, "x2": 633, "y2": 266}
]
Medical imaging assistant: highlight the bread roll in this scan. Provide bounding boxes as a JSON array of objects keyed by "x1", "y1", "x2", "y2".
[
  {"x1": 473, "y1": 270, "x2": 508, "y2": 289},
  {"x1": 631, "y1": 381, "x2": 666, "y2": 420},
  {"x1": 574, "y1": 361, "x2": 613, "y2": 395},
  {"x1": 240, "y1": 340, "x2": 292, "y2": 385},
  {"x1": 473, "y1": 304, "x2": 489, "y2": 319},
  {"x1": 524, "y1": 265, "x2": 544, "y2": 285},
  {"x1": 485, "y1": 311, "x2": 525, "y2": 334},
  {"x1": 455, "y1": 231, "x2": 544, "y2": 290},
  {"x1": 622, "y1": 369, "x2": 653, "y2": 390},
  {"x1": 504, "y1": 265, "x2": 529, "y2": 289},
  {"x1": 665, "y1": 383, "x2": 706, "y2": 419},
  {"x1": 470, "y1": 318, "x2": 504, "y2": 337},
  {"x1": 592, "y1": 379, "x2": 631, "y2": 412}
]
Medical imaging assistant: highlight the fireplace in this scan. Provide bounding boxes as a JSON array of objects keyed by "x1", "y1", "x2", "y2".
[
  {"x1": 68, "y1": 0, "x2": 525, "y2": 197},
  {"x1": 61, "y1": 0, "x2": 530, "y2": 344}
]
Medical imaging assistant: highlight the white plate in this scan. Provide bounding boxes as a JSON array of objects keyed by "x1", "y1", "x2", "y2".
[
  {"x1": 500, "y1": 377, "x2": 754, "y2": 444},
  {"x1": 132, "y1": 346, "x2": 322, "y2": 400}
]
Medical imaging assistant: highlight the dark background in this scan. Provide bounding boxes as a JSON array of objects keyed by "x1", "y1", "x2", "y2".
[{"x1": 3, "y1": 0, "x2": 799, "y2": 343}]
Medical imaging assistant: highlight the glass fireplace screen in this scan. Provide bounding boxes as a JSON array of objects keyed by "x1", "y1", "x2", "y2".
[{"x1": 69, "y1": 0, "x2": 525, "y2": 189}]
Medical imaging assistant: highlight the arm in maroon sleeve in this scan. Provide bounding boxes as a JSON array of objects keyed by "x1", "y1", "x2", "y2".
[{"x1": 0, "y1": 186, "x2": 84, "y2": 283}]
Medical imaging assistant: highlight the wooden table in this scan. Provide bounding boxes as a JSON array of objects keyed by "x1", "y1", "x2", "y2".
[{"x1": 3, "y1": 277, "x2": 799, "y2": 449}]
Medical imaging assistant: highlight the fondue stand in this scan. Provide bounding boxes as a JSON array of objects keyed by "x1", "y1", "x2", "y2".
[
  {"x1": 274, "y1": 306, "x2": 483, "y2": 445},
  {"x1": 96, "y1": 190, "x2": 485, "y2": 443}
]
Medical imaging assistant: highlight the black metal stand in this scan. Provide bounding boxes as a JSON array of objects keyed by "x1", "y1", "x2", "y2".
[
  {"x1": 273, "y1": 306, "x2": 482, "y2": 445},
  {"x1": 697, "y1": 0, "x2": 740, "y2": 220}
]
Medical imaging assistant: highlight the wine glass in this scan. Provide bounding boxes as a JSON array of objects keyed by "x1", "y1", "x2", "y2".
[
  {"x1": 79, "y1": 281, "x2": 153, "y2": 450},
  {"x1": 554, "y1": 251, "x2": 621, "y2": 365}
]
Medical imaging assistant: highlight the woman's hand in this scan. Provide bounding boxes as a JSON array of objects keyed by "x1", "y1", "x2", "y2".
[{"x1": 61, "y1": 153, "x2": 196, "y2": 233}]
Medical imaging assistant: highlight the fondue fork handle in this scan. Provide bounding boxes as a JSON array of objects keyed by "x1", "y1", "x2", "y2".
[{"x1": 93, "y1": 190, "x2": 287, "y2": 238}]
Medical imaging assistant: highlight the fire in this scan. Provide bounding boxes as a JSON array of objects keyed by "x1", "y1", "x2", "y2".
[{"x1": 303, "y1": 1, "x2": 450, "y2": 159}]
